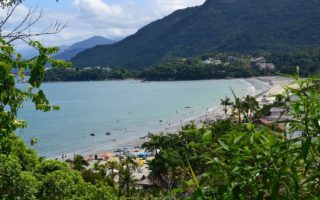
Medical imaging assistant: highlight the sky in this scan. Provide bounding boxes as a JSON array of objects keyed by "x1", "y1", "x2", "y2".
[{"x1": 2, "y1": 0, "x2": 206, "y2": 48}]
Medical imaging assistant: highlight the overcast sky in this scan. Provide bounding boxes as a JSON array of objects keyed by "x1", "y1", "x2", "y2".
[{"x1": 2, "y1": 0, "x2": 206, "y2": 48}]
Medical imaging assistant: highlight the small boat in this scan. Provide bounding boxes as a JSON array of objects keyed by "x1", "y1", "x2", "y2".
[
  {"x1": 184, "y1": 106, "x2": 192, "y2": 109},
  {"x1": 106, "y1": 132, "x2": 111, "y2": 136},
  {"x1": 90, "y1": 133, "x2": 95, "y2": 136}
]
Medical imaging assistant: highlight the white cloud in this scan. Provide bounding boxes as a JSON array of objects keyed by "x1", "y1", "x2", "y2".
[
  {"x1": 1, "y1": 0, "x2": 206, "y2": 47},
  {"x1": 73, "y1": 0, "x2": 124, "y2": 19},
  {"x1": 153, "y1": 0, "x2": 205, "y2": 14}
]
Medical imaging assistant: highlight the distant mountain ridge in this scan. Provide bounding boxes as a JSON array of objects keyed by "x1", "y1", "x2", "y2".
[
  {"x1": 55, "y1": 36, "x2": 115, "y2": 61},
  {"x1": 72, "y1": 0, "x2": 320, "y2": 68}
]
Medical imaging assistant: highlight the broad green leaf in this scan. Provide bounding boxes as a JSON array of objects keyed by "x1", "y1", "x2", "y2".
[
  {"x1": 202, "y1": 130, "x2": 212, "y2": 142},
  {"x1": 233, "y1": 135, "x2": 244, "y2": 144},
  {"x1": 218, "y1": 139, "x2": 229, "y2": 151},
  {"x1": 301, "y1": 137, "x2": 311, "y2": 161}
]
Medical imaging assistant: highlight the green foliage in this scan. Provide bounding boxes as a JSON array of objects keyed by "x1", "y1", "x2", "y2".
[
  {"x1": 0, "y1": 155, "x2": 40, "y2": 200},
  {"x1": 0, "y1": 5, "x2": 116, "y2": 199},
  {"x1": 139, "y1": 56, "x2": 264, "y2": 81},
  {"x1": 75, "y1": 182, "x2": 117, "y2": 200},
  {"x1": 1, "y1": 0, "x2": 24, "y2": 7},
  {"x1": 38, "y1": 170, "x2": 83, "y2": 199},
  {"x1": 82, "y1": 169, "x2": 105, "y2": 185},
  {"x1": 36, "y1": 160, "x2": 68, "y2": 175},
  {"x1": 142, "y1": 121, "x2": 242, "y2": 192},
  {"x1": 67, "y1": 154, "x2": 89, "y2": 171},
  {"x1": 118, "y1": 156, "x2": 139, "y2": 197},
  {"x1": 268, "y1": 48, "x2": 320, "y2": 76},
  {"x1": 140, "y1": 74, "x2": 320, "y2": 199},
  {"x1": 220, "y1": 97, "x2": 233, "y2": 115},
  {"x1": 44, "y1": 67, "x2": 137, "y2": 82},
  {"x1": 0, "y1": 37, "x2": 66, "y2": 141}
]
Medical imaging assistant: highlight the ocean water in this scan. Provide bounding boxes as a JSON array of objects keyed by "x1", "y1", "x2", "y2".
[{"x1": 18, "y1": 79, "x2": 269, "y2": 158}]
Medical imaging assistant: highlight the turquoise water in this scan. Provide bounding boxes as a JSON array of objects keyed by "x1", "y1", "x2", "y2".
[{"x1": 18, "y1": 79, "x2": 268, "y2": 158}]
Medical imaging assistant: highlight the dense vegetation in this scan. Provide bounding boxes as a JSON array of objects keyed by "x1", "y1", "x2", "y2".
[
  {"x1": 139, "y1": 74, "x2": 320, "y2": 199},
  {"x1": 268, "y1": 48, "x2": 320, "y2": 76},
  {"x1": 44, "y1": 67, "x2": 136, "y2": 82},
  {"x1": 47, "y1": 49, "x2": 320, "y2": 82},
  {"x1": 0, "y1": 1, "x2": 117, "y2": 199},
  {"x1": 0, "y1": 34, "x2": 117, "y2": 200},
  {"x1": 3, "y1": 0, "x2": 320, "y2": 199},
  {"x1": 139, "y1": 55, "x2": 268, "y2": 81},
  {"x1": 45, "y1": 53, "x2": 274, "y2": 82},
  {"x1": 44, "y1": 55, "x2": 269, "y2": 82},
  {"x1": 72, "y1": 0, "x2": 320, "y2": 68}
]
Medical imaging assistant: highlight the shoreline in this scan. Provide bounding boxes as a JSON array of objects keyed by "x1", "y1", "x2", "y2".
[{"x1": 55, "y1": 76, "x2": 292, "y2": 161}]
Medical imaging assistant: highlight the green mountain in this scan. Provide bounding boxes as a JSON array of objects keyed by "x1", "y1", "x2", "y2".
[{"x1": 72, "y1": 0, "x2": 320, "y2": 69}]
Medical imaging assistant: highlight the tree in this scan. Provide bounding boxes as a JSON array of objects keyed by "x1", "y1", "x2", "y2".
[
  {"x1": 105, "y1": 160, "x2": 119, "y2": 179},
  {"x1": 67, "y1": 154, "x2": 89, "y2": 171},
  {"x1": 118, "y1": 156, "x2": 138, "y2": 197},
  {"x1": 232, "y1": 97, "x2": 242, "y2": 123},
  {"x1": 0, "y1": 2, "x2": 117, "y2": 199},
  {"x1": 220, "y1": 96, "x2": 233, "y2": 115},
  {"x1": 244, "y1": 95, "x2": 259, "y2": 119},
  {"x1": 0, "y1": 0, "x2": 68, "y2": 143},
  {"x1": 0, "y1": 155, "x2": 40, "y2": 199}
]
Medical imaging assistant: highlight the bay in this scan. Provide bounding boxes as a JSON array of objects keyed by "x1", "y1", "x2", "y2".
[{"x1": 18, "y1": 79, "x2": 268, "y2": 158}]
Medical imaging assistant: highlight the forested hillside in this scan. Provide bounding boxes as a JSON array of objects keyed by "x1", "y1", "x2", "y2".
[{"x1": 72, "y1": 0, "x2": 320, "y2": 68}]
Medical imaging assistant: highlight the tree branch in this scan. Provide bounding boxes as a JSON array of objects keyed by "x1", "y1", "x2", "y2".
[{"x1": 0, "y1": 2, "x2": 66, "y2": 45}]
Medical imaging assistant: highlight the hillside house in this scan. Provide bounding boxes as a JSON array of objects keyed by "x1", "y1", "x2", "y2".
[
  {"x1": 251, "y1": 57, "x2": 275, "y2": 70},
  {"x1": 203, "y1": 57, "x2": 222, "y2": 65},
  {"x1": 251, "y1": 57, "x2": 266, "y2": 64},
  {"x1": 257, "y1": 63, "x2": 275, "y2": 70},
  {"x1": 268, "y1": 107, "x2": 292, "y2": 122},
  {"x1": 227, "y1": 56, "x2": 237, "y2": 62}
]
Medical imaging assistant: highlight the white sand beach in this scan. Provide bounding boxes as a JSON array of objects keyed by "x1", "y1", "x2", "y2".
[{"x1": 69, "y1": 76, "x2": 293, "y2": 162}]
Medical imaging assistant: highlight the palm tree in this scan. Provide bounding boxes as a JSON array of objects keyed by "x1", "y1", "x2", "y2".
[
  {"x1": 118, "y1": 156, "x2": 138, "y2": 197},
  {"x1": 244, "y1": 95, "x2": 259, "y2": 119},
  {"x1": 105, "y1": 160, "x2": 119, "y2": 179},
  {"x1": 67, "y1": 154, "x2": 89, "y2": 171},
  {"x1": 232, "y1": 97, "x2": 242, "y2": 123},
  {"x1": 220, "y1": 96, "x2": 233, "y2": 115},
  {"x1": 122, "y1": 156, "x2": 138, "y2": 172},
  {"x1": 250, "y1": 97, "x2": 259, "y2": 119},
  {"x1": 118, "y1": 167, "x2": 137, "y2": 197},
  {"x1": 98, "y1": 164, "x2": 107, "y2": 177},
  {"x1": 93, "y1": 161, "x2": 100, "y2": 172}
]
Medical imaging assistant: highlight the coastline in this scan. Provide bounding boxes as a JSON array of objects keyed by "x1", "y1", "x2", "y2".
[{"x1": 56, "y1": 76, "x2": 293, "y2": 161}]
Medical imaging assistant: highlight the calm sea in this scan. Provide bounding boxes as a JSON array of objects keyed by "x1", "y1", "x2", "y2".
[{"x1": 18, "y1": 79, "x2": 269, "y2": 158}]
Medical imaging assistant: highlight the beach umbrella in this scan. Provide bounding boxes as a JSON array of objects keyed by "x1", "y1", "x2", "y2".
[
  {"x1": 101, "y1": 152, "x2": 112, "y2": 160},
  {"x1": 136, "y1": 152, "x2": 151, "y2": 158}
]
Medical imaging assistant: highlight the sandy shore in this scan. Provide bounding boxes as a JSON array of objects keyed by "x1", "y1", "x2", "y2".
[
  {"x1": 254, "y1": 76, "x2": 293, "y2": 101},
  {"x1": 59, "y1": 76, "x2": 293, "y2": 161}
]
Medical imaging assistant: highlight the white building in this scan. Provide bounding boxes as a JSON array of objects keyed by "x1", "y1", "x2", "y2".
[
  {"x1": 203, "y1": 57, "x2": 222, "y2": 65},
  {"x1": 257, "y1": 63, "x2": 275, "y2": 70},
  {"x1": 251, "y1": 57, "x2": 275, "y2": 70},
  {"x1": 268, "y1": 107, "x2": 292, "y2": 122}
]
